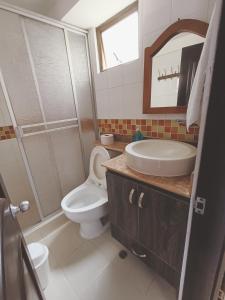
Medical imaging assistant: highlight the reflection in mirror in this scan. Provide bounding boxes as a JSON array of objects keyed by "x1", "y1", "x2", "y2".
[{"x1": 151, "y1": 33, "x2": 205, "y2": 108}]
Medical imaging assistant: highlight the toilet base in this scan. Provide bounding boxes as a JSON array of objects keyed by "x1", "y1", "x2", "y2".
[{"x1": 80, "y1": 220, "x2": 109, "y2": 239}]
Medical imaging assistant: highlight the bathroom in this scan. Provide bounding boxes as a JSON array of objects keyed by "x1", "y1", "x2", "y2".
[{"x1": 0, "y1": 0, "x2": 225, "y2": 299}]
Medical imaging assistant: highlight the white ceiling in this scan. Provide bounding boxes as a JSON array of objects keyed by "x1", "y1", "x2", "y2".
[
  {"x1": 2, "y1": 0, "x2": 52, "y2": 15},
  {"x1": 2, "y1": 0, "x2": 136, "y2": 29},
  {"x1": 2, "y1": 0, "x2": 80, "y2": 20},
  {"x1": 62, "y1": 0, "x2": 136, "y2": 29}
]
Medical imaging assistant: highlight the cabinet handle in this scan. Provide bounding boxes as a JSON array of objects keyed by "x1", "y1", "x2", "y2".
[
  {"x1": 131, "y1": 248, "x2": 147, "y2": 258},
  {"x1": 129, "y1": 188, "x2": 135, "y2": 205},
  {"x1": 138, "y1": 192, "x2": 145, "y2": 208}
]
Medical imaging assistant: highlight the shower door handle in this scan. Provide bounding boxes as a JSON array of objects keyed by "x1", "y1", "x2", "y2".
[{"x1": 10, "y1": 201, "x2": 30, "y2": 217}]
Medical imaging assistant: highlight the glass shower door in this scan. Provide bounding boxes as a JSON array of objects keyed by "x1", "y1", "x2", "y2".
[
  {"x1": 19, "y1": 18, "x2": 85, "y2": 217},
  {"x1": 66, "y1": 31, "x2": 96, "y2": 174},
  {"x1": 0, "y1": 8, "x2": 85, "y2": 219}
]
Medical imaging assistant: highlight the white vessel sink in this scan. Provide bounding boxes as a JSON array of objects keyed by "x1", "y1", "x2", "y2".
[{"x1": 125, "y1": 139, "x2": 197, "y2": 177}]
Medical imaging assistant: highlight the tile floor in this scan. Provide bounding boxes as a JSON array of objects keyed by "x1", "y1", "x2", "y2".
[{"x1": 34, "y1": 221, "x2": 176, "y2": 300}]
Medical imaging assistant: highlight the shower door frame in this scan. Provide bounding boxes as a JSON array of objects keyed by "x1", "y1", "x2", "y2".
[{"x1": 0, "y1": 1, "x2": 98, "y2": 222}]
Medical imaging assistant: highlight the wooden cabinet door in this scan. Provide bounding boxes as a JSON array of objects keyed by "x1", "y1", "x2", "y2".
[
  {"x1": 137, "y1": 183, "x2": 189, "y2": 272},
  {"x1": 106, "y1": 172, "x2": 138, "y2": 240}
]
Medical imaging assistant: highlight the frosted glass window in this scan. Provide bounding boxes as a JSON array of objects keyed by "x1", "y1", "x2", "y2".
[
  {"x1": 68, "y1": 33, "x2": 89, "y2": 83},
  {"x1": 0, "y1": 139, "x2": 41, "y2": 228},
  {"x1": 49, "y1": 127, "x2": 85, "y2": 196},
  {"x1": 0, "y1": 10, "x2": 43, "y2": 125},
  {"x1": 67, "y1": 32, "x2": 96, "y2": 174},
  {"x1": 100, "y1": 11, "x2": 139, "y2": 70},
  {"x1": 0, "y1": 84, "x2": 11, "y2": 126},
  {"x1": 23, "y1": 134, "x2": 62, "y2": 217},
  {"x1": 24, "y1": 18, "x2": 77, "y2": 122}
]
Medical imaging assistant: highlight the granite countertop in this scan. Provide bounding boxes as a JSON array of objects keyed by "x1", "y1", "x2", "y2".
[{"x1": 102, "y1": 154, "x2": 192, "y2": 199}]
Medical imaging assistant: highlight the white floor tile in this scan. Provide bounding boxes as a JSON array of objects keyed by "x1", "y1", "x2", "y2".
[
  {"x1": 62, "y1": 241, "x2": 110, "y2": 297},
  {"x1": 90, "y1": 230, "x2": 124, "y2": 263},
  {"x1": 38, "y1": 225, "x2": 176, "y2": 300},
  {"x1": 40, "y1": 221, "x2": 84, "y2": 268},
  {"x1": 146, "y1": 273, "x2": 177, "y2": 300},
  {"x1": 79, "y1": 253, "x2": 154, "y2": 300},
  {"x1": 44, "y1": 267, "x2": 79, "y2": 300}
]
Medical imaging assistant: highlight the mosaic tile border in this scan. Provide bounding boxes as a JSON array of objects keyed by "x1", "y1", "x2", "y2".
[
  {"x1": 98, "y1": 119, "x2": 199, "y2": 143},
  {"x1": 0, "y1": 126, "x2": 16, "y2": 141}
]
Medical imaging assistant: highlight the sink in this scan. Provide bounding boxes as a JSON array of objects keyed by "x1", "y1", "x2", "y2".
[{"x1": 125, "y1": 139, "x2": 197, "y2": 177}]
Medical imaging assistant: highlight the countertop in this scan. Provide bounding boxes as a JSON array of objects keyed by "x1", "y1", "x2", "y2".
[
  {"x1": 102, "y1": 154, "x2": 192, "y2": 199},
  {"x1": 95, "y1": 140, "x2": 127, "y2": 153}
]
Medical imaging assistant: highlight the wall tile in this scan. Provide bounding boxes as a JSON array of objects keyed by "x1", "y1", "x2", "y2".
[
  {"x1": 171, "y1": 0, "x2": 209, "y2": 23},
  {"x1": 122, "y1": 83, "x2": 143, "y2": 118},
  {"x1": 94, "y1": 71, "x2": 109, "y2": 91},
  {"x1": 122, "y1": 60, "x2": 143, "y2": 85},
  {"x1": 98, "y1": 118, "x2": 198, "y2": 143},
  {"x1": 107, "y1": 65, "x2": 123, "y2": 88},
  {"x1": 95, "y1": 89, "x2": 109, "y2": 119},
  {"x1": 108, "y1": 86, "x2": 123, "y2": 118},
  {"x1": 142, "y1": 26, "x2": 168, "y2": 52},
  {"x1": 0, "y1": 126, "x2": 15, "y2": 140},
  {"x1": 142, "y1": 0, "x2": 172, "y2": 34}
]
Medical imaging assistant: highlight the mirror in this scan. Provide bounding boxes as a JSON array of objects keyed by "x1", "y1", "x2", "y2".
[{"x1": 143, "y1": 19, "x2": 208, "y2": 114}]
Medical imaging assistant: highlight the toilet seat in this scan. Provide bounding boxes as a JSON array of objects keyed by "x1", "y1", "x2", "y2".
[
  {"x1": 89, "y1": 146, "x2": 110, "y2": 189},
  {"x1": 62, "y1": 181, "x2": 107, "y2": 213}
]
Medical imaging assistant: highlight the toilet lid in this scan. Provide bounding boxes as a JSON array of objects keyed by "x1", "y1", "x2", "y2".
[{"x1": 89, "y1": 146, "x2": 110, "y2": 188}]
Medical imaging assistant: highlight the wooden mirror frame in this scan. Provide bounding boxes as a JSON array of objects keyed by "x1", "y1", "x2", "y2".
[{"x1": 143, "y1": 19, "x2": 208, "y2": 114}]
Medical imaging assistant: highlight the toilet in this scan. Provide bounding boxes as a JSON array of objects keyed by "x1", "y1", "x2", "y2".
[{"x1": 61, "y1": 146, "x2": 111, "y2": 239}]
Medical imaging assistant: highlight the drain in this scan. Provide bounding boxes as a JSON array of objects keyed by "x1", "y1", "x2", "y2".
[{"x1": 119, "y1": 250, "x2": 128, "y2": 259}]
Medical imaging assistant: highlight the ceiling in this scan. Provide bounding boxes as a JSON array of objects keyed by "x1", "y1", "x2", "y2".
[
  {"x1": 2, "y1": 0, "x2": 80, "y2": 20},
  {"x1": 2, "y1": 0, "x2": 52, "y2": 15},
  {"x1": 62, "y1": 0, "x2": 136, "y2": 29},
  {"x1": 2, "y1": 0, "x2": 136, "y2": 29}
]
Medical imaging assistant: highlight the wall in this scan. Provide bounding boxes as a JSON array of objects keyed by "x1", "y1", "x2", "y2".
[{"x1": 88, "y1": 0, "x2": 216, "y2": 122}]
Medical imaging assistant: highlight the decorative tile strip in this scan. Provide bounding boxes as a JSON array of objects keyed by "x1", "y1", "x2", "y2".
[
  {"x1": 98, "y1": 119, "x2": 199, "y2": 143},
  {"x1": 0, "y1": 125, "x2": 16, "y2": 141}
]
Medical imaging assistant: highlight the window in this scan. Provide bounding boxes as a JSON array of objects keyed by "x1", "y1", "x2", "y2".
[{"x1": 96, "y1": 1, "x2": 139, "y2": 71}]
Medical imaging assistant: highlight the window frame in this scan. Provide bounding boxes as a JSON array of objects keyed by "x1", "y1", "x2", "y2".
[{"x1": 96, "y1": 1, "x2": 138, "y2": 72}]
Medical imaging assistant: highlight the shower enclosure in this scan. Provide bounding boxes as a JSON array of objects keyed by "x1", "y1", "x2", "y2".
[{"x1": 0, "y1": 3, "x2": 96, "y2": 226}]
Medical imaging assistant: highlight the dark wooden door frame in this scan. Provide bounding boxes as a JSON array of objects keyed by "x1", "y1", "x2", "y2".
[{"x1": 181, "y1": 1, "x2": 225, "y2": 299}]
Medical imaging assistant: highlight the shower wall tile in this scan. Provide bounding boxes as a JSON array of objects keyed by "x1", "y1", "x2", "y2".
[{"x1": 0, "y1": 126, "x2": 16, "y2": 141}]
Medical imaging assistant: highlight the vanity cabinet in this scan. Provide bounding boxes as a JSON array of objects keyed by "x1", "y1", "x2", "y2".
[{"x1": 106, "y1": 171, "x2": 189, "y2": 288}]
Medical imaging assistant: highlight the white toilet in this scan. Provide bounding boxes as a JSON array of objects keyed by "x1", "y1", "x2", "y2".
[{"x1": 61, "y1": 146, "x2": 111, "y2": 239}]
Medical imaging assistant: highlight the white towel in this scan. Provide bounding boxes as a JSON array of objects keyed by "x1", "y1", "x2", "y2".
[{"x1": 186, "y1": 0, "x2": 222, "y2": 129}]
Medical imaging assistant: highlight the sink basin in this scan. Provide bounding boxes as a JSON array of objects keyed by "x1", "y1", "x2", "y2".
[{"x1": 125, "y1": 139, "x2": 197, "y2": 177}]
